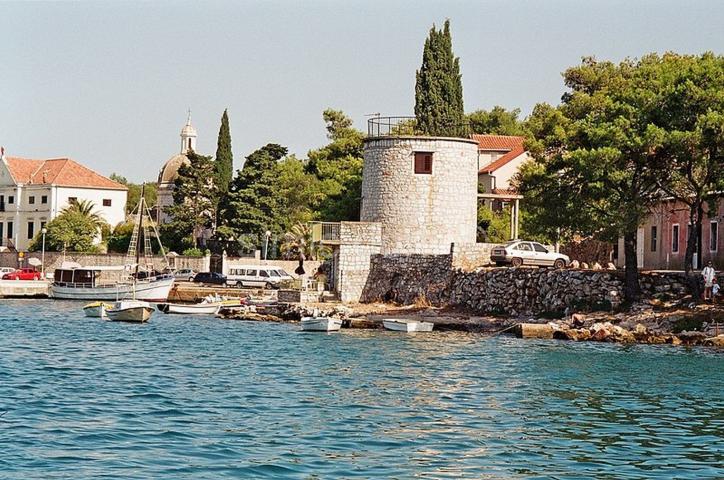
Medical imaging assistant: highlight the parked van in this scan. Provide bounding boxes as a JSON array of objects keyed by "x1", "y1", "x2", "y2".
[{"x1": 226, "y1": 266, "x2": 294, "y2": 289}]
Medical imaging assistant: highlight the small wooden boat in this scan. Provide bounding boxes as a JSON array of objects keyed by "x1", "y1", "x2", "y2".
[
  {"x1": 83, "y1": 301, "x2": 112, "y2": 318},
  {"x1": 300, "y1": 317, "x2": 343, "y2": 332},
  {"x1": 106, "y1": 300, "x2": 154, "y2": 322},
  {"x1": 157, "y1": 302, "x2": 221, "y2": 315},
  {"x1": 383, "y1": 319, "x2": 434, "y2": 332}
]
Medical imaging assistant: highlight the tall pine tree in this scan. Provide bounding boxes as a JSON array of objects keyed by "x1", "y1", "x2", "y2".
[
  {"x1": 220, "y1": 144, "x2": 288, "y2": 240},
  {"x1": 414, "y1": 20, "x2": 465, "y2": 136},
  {"x1": 214, "y1": 109, "x2": 233, "y2": 194}
]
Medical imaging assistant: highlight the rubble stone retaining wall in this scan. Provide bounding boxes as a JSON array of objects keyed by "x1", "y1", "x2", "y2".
[
  {"x1": 450, "y1": 242, "x2": 496, "y2": 270},
  {"x1": 336, "y1": 222, "x2": 382, "y2": 303},
  {"x1": 360, "y1": 253, "x2": 717, "y2": 315}
]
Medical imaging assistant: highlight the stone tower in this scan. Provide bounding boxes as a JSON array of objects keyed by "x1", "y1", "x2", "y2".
[{"x1": 360, "y1": 135, "x2": 479, "y2": 255}]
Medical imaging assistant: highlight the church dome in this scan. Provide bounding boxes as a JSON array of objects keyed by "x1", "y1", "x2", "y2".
[{"x1": 158, "y1": 153, "x2": 189, "y2": 185}]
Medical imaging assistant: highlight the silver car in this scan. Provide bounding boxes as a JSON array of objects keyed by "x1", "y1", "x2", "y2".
[
  {"x1": 491, "y1": 240, "x2": 569, "y2": 268},
  {"x1": 173, "y1": 268, "x2": 197, "y2": 282}
]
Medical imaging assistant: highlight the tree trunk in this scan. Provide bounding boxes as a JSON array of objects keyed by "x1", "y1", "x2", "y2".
[
  {"x1": 623, "y1": 229, "x2": 641, "y2": 302},
  {"x1": 684, "y1": 200, "x2": 704, "y2": 299}
]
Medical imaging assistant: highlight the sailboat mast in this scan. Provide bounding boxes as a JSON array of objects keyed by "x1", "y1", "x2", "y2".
[{"x1": 135, "y1": 183, "x2": 145, "y2": 278}]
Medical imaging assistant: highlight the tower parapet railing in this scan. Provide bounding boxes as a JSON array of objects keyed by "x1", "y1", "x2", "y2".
[{"x1": 367, "y1": 116, "x2": 471, "y2": 138}]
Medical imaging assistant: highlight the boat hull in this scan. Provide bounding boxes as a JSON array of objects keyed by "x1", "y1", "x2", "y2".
[
  {"x1": 50, "y1": 277, "x2": 174, "y2": 302},
  {"x1": 83, "y1": 302, "x2": 111, "y2": 318},
  {"x1": 107, "y1": 300, "x2": 154, "y2": 322},
  {"x1": 157, "y1": 302, "x2": 221, "y2": 315},
  {"x1": 383, "y1": 319, "x2": 434, "y2": 332},
  {"x1": 300, "y1": 317, "x2": 343, "y2": 332}
]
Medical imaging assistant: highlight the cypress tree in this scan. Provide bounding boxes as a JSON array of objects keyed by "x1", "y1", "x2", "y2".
[
  {"x1": 214, "y1": 109, "x2": 233, "y2": 194},
  {"x1": 414, "y1": 20, "x2": 465, "y2": 136}
]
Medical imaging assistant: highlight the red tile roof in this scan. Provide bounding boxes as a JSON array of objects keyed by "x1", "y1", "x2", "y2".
[
  {"x1": 471, "y1": 134, "x2": 525, "y2": 151},
  {"x1": 4, "y1": 157, "x2": 126, "y2": 190},
  {"x1": 479, "y1": 145, "x2": 527, "y2": 174}
]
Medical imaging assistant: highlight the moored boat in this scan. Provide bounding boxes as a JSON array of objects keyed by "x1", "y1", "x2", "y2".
[
  {"x1": 51, "y1": 268, "x2": 174, "y2": 301},
  {"x1": 106, "y1": 300, "x2": 154, "y2": 322},
  {"x1": 300, "y1": 316, "x2": 343, "y2": 332},
  {"x1": 157, "y1": 301, "x2": 221, "y2": 315},
  {"x1": 83, "y1": 301, "x2": 112, "y2": 318},
  {"x1": 383, "y1": 319, "x2": 434, "y2": 332}
]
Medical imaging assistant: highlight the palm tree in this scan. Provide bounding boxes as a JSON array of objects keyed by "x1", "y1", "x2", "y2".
[
  {"x1": 62, "y1": 199, "x2": 105, "y2": 230},
  {"x1": 280, "y1": 222, "x2": 331, "y2": 260}
]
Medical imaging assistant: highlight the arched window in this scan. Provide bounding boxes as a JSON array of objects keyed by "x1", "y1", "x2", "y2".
[{"x1": 188, "y1": 138, "x2": 192, "y2": 150}]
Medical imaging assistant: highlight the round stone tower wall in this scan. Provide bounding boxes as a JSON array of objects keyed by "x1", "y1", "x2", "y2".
[{"x1": 361, "y1": 136, "x2": 479, "y2": 254}]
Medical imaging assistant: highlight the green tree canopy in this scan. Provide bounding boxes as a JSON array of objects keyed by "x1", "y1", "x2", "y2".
[
  {"x1": 414, "y1": 19, "x2": 465, "y2": 136},
  {"x1": 467, "y1": 106, "x2": 527, "y2": 136},
  {"x1": 164, "y1": 151, "x2": 218, "y2": 248},
  {"x1": 110, "y1": 173, "x2": 157, "y2": 215},
  {"x1": 516, "y1": 56, "x2": 677, "y2": 301},
  {"x1": 214, "y1": 109, "x2": 234, "y2": 195},
  {"x1": 220, "y1": 144, "x2": 288, "y2": 240},
  {"x1": 30, "y1": 210, "x2": 100, "y2": 252}
]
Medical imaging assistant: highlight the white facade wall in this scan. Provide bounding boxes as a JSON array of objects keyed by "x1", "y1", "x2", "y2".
[
  {"x1": 361, "y1": 137, "x2": 479, "y2": 255},
  {"x1": 54, "y1": 187, "x2": 127, "y2": 227},
  {"x1": 489, "y1": 152, "x2": 529, "y2": 190}
]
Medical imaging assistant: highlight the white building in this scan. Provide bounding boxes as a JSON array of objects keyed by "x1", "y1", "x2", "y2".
[
  {"x1": 0, "y1": 152, "x2": 127, "y2": 251},
  {"x1": 157, "y1": 113, "x2": 198, "y2": 224}
]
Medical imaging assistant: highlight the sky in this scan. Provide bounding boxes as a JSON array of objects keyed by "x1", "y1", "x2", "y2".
[{"x1": 1, "y1": 0, "x2": 723, "y2": 182}]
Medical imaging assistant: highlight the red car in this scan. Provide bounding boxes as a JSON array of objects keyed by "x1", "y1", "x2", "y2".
[{"x1": 2, "y1": 268, "x2": 41, "y2": 280}]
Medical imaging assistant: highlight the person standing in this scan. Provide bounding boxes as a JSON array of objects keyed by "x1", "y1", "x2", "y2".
[{"x1": 702, "y1": 261, "x2": 716, "y2": 302}]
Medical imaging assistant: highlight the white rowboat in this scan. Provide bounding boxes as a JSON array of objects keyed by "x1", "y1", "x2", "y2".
[
  {"x1": 106, "y1": 300, "x2": 154, "y2": 323},
  {"x1": 300, "y1": 317, "x2": 343, "y2": 332},
  {"x1": 83, "y1": 302, "x2": 112, "y2": 318},
  {"x1": 157, "y1": 302, "x2": 221, "y2": 315},
  {"x1": 383, "y1": 319, "x2": 434, "y2": 332}
]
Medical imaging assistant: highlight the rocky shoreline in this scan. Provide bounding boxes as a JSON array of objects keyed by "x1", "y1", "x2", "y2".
[{"x1": 216, "y1": 299, "x2": 724, "y2": 347}]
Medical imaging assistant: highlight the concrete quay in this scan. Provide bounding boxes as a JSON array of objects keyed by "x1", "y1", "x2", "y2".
[{"x1": 0, "y1": 280, "x2": 50, "y2": 298}]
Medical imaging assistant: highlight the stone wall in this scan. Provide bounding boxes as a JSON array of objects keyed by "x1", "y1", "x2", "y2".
[
  {"x1": 561, "y1": 237, "x2": 613, "y2": 265},
  {"x1": 336, "y1": 222, "x2": 382, "y2": 303},
  {"x1": 361, "y1": 136, "x2": 479, "y2": 255},
  {"x1": 451, "y1": 269, "x2": 622, "y2": 316},
  {"x1": 360, "y1": 254, "x2": 452, "y2": 305},
  {"x1": 0, "y1": 251, "x2": 209, "y2": 280},
  {"x1": 451, "y1": 242, "x2": 497, "y2": 271},
  {"x1": 359, "y1": 253, "x2": 716, "y2": 315}
]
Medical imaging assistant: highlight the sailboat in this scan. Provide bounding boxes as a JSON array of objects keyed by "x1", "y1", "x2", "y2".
[
  {"x1": 52, "y1": 187, "x2": 175, "y2": 301},
  {"x1": 106, "y1": 185, "x2": 159, "y2": 323}
]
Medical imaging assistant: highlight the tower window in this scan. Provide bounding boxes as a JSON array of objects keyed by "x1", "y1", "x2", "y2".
[
  {"x1": 188, "y1": 138, "x2": 192, "y2": 150},
  {"x1": 414, "y1": 152, "x2": 433, "y2": 174}
]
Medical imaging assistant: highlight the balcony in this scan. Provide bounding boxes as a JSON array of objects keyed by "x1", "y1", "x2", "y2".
[{"x1": 310, "y1": 222, "x2": 340, "y2": 245}]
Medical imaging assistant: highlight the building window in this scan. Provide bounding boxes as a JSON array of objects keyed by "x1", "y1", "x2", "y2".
[
  {"x1": 27, "y1": 221, "x2": 34, "y2": 240},
  {"x1": 102, "y1": 199, "x2": 112, "y2": 207},
  {"x1": 8, "y1": 196, "x2": 14, "y2": 204},
  {"x1": 41, "y1": 195, "x2": 48, "y2": 204},
  {"x1": 414, "y1": 152, "x2": 433, "y2": 174},
  {"x1": 711, "y1": 221, "x2": 719, "y2": 252},
  {"x1": 68, "y1": 197, "x2": 77, "y2": 204},
  {"x1": 650, "y1": 226, "x2": 657, "y2": 252},
  {"x1": 29, "y1": 196, "x2": 35, "y2": 205},
  {"x1": 41, "y1": 221, "x2": 46, "y2": 231},
  {"x1": 672, "y1": 224, "x2": 679, "y2": 253},
  {"x1": 7, "y1": 221, "x2": 13, "y2": 239}
]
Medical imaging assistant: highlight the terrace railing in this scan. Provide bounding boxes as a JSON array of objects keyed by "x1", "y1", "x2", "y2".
[{"x1": 367, "y1": 116, "x2": 471, "y2": 138}]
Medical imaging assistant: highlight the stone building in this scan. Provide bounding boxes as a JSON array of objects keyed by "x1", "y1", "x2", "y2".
[
  {"x1": 361, "y1": 136, "x2": 479, "y2": 254},
  {"x1": 156, "y1": 113, "x2": 198, "y2": 224}
]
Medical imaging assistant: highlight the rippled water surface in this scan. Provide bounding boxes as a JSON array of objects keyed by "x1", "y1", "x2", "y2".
[{"x1": 0, "y1": 299, "x2": 722, "y2": 479}]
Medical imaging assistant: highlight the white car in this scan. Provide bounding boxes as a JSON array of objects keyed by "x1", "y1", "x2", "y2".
[
  {"x1": 0, "y1": 267, "x2": 16, "y2": 277},
  {"x1": 226, "y1": 266, "x2": 294, "y2": 289},
  {"x1": 491, "y1": 240, "x2": 569, "y2": 268}
]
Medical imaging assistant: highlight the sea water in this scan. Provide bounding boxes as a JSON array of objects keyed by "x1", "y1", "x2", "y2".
[{"x1": 0, "y1": 299, "x2": 722, "y2": 479}]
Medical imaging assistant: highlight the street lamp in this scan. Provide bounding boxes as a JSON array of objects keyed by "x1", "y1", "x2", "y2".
[
  {"x1": 264, "y1": 230, "x2": 271, "y2": 261},
  {"x1": 41, "y1": 227, "x2": 47, "y2": 278}
]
